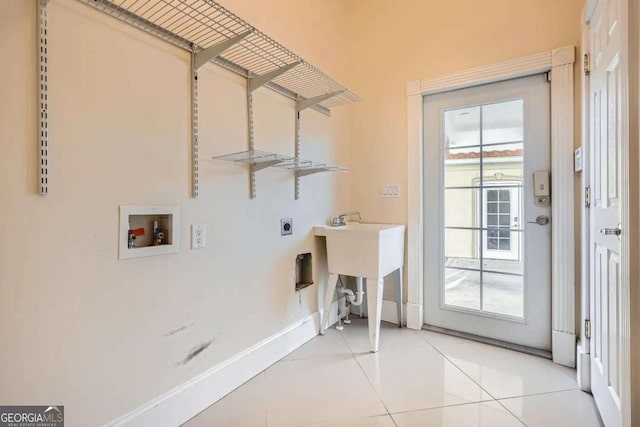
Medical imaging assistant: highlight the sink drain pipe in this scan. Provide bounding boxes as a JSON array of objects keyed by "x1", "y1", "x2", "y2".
[{"x1": 337, "y1": 276, "x2": 364, "y2": 306}]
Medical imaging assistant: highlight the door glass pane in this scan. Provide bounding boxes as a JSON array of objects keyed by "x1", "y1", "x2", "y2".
[
  {"x1": 444, "y1": 188, "x2": 479, "y2": 228},
  {"x1": 444, "y1": 268, "x2": 480, "y2": 310},
  {"x1": 480, "y1": 142, "x2": 523, "y2": 187},
  {"x1": 444, "y1": 106, "x2": 481, "y2": 148},
  {"x1": 483, "y1": 272, "x2": 524, "y2": 317},
  {"x1": 444, "y1": 106, "x2": 481, "y2": 188},
  {"x1": 445, "y1": 154, "x2": 480, "y2": 188},
  {"x1": 445, "y1": 228, "x2": 480, "y2": 270},
  {"x1": 442, "y1": 99, "x2": 525, "y2": 319},
  {"x1": 481, "y1": 100, "x2": 523, "y2": 146}
]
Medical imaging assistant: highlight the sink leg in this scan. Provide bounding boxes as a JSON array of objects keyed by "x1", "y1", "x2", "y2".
[
  {"x1": 366, "y1": 277, "x2": 384, "y2": 352},
  {"x1": 321, "y1": 273, "x2": 340, "y2": 335},
  {"x1": 395, "y1": 268, "x2": 403, "y2": 327}
]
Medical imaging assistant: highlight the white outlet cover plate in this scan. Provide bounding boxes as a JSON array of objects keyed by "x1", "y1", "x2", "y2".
[
  {"x1": 192, "y1": 224, "x2": 206, "y2": 249},
  {"x1": 381, "y1": 184, "x2": 401, "y2": 198},
  {"x1": 281, "y1": 218, "x2": 293, "y2": 236}
]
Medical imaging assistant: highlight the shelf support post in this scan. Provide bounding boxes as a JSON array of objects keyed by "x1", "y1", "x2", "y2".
[
  {"x1": 190, "y1": 44, "x2": 199, "y2": 198},
  {"x1": 247, "y1": 61, "x2": 299, "y2": 198},
  {"x1": 249, "y1": 62, "x2": 301, "y2": 92},
  {"x1": 38, "y1": 0, "x2": 50, "y2": 196},
  {"x1": 247, "y1": 83, "x2": 256, "y2": 198},
  {"x1": 193, "y1": 31, "x2": 251, "y2": 70},
  {"x1": 294, "y1": 102, "x2": 301, "y2": 199},
  {"x1": 297, "y1": 91, "x2": 344, "y2": 112}
]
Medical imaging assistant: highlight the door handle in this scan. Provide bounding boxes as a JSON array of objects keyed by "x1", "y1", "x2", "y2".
[
  {"x1": 528, "y1": 215, "x2": 549, "y2": 225},
  {"x1": 600, "y1": 224, "x2": 622, "y2": 236}
]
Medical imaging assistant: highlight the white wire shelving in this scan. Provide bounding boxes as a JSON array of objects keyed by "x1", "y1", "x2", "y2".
[
  {"x1": 212, "y1": 150, "x2": 347, "y2": 176},
  {"x1": 75, "y1": 0, "x2": 359, "y2": 199},
  {"x1": 79, "y1": 0, "x2": 361, "y2": 112}
]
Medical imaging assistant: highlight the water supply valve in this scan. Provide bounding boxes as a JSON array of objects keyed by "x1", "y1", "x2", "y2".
[{"x1": 128, "y1": 227, "x2": 145, "y2": 248}]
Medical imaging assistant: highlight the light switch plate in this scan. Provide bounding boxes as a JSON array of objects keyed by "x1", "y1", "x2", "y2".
[
  {"x1": 192, "y1": 224, "x2": 206, "y2": 249},
  {"x1": 381, "y1": 184, "x2": 401, "y2": 198}
]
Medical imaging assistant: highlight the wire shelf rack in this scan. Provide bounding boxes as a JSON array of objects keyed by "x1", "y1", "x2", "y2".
[
  {"x1": 79, "y1": 0, "x2": 362, "y2": 111},
  {"x1": 211, "y1": 150, "x2": 346, "y2": 174}
]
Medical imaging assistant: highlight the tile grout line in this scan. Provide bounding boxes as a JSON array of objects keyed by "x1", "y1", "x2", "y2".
[
  {"x1": 336, "y1": 323, "x2": 397, "y2": 423},
  {"x1": 415, "y1": 331, "x2": 499, "y2": 401},
  {"x1": 415, "y1": 331, "x2": 532, "y2": 426},
  {"x1": 494, "y1": 398, "x2": 529, "y2": 427},
  {"x1": 495, "y1": 387, "x2": 585, "y2": 401},
  {"x1": 416, "y1": 331, "x2": 588, "y2": 426}
]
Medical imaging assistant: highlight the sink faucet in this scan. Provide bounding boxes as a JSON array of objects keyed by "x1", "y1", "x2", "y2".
[{"x1": 331, "y1": 211, "x2": 363, "y2": 227}]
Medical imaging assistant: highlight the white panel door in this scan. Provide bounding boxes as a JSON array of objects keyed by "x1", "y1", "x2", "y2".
[
  {"x1": 589, "y1": 0, "x2": 623, "y2": 425},
  {"x1": 423, "y1": 74, "x2": 551, "y2": 350}
]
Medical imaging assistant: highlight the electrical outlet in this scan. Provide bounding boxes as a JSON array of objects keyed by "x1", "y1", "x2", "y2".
[
  {"x1": 191, "y1": 224, "x2": 206, "y2": 249},
  {"x1": 281, "y1": 218, "x2": 293, "y2": 236},
  {"x1": 381, "y1": 184, "x2": 401, "y2": 198}
]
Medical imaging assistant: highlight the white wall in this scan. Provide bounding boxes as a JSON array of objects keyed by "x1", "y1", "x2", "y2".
[{"x1": 0, "y1": 0, "x2": 352, "y2": 424}]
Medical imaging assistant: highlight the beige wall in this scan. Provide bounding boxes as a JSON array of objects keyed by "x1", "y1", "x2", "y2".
[
  {"x1": 343, "y1": 0, "x2": 584, "y2": 299},
  {"x1": 0, "y1": 0, "x2": 352, "y2": 424}
]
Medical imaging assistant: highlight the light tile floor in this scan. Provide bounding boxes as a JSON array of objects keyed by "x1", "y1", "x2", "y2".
[{"x1": 183, "y1": 319, "x2": 603, "y2": 427}]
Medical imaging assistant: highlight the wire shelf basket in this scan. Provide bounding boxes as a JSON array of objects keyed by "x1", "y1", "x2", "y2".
[
  {"x1": 211, "y1": 150, "x2": 346, "y2": 174},
  {"x1": 79, "y1": 0, "x2": 362, "y2": 111}
]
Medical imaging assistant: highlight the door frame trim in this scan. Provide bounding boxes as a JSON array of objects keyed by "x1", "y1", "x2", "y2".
[{"x1": 406, "y1": 46, "x2": 578, "y2": 367}]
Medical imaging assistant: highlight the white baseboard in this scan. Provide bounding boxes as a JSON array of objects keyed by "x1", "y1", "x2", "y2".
[
  {"x1": 552, "y1": 330, "x2": 576, "y2": 367},
  {"x1": 576, "y1": 339, "x2": 591, "y2": 391},
  {"x1": 406, "y1": 302, "x2": 424, "y2": 331},
  {"x1": 107, "y1": 300, "x2": 344, "y2": 427}
]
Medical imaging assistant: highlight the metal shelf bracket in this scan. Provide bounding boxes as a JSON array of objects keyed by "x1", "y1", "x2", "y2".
[
  {"x1": 297, "y1": 168, "x2": 332, "y2": 177},
  {"x1": 249, "y1": 62, "x2": 301, "y2": 92},
  {"x1": 254, "y1": 159, "x2": 284, "y2": 172},
  {"x1": 38, "y1": 0, "x2": 50, "y2": 196},
  {"x1": 298, "y1": 91, "x2": 344, "y2": 112},
  {"x1": 194, "y1": 31, "x2": 251, "y2": 70}
]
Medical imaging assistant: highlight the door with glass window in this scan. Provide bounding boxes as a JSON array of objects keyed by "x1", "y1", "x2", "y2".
[{"x1": 423, "y1": 74, "x2": 551, "y2": 350}]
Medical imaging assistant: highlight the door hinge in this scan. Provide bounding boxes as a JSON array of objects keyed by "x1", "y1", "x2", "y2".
[
  {"x1": 545, "y1": 71, "x2": 552, "y2": 82},
  {"x1": 585, "y1": 319, "x2": 591, "y2": 339},
  {"x1": 585, "y1": 186, "x2": 591, "y2": 208},
  {"x1": 584, "y1": 53, "x2": 591, "y2": 76}
]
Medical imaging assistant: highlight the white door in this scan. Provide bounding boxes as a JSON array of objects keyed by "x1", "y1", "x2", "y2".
[
  {"x1": 589, "y1": 0, "x2": 623, "y2": 424},
  {"x1": 482, "y1": 184, "x2": 522, "y2": 261},
  {"x1": 423, "y1": 74, "x2": 551, "y2": 350}
]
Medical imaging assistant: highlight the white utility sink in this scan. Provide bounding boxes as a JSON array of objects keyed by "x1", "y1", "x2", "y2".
[{"x1": 315, "y1": 222, "x2": 406, "y2": 352}]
